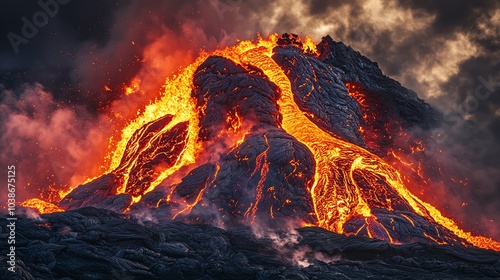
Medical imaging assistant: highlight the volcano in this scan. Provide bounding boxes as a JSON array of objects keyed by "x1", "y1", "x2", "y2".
[{"x1": 8, "y1": 34, "x2": 500, "y2": 279}]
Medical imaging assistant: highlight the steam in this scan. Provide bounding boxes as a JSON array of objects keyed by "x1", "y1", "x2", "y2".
[
  {"x1": 0, "y1": 84, "x2": 112, "y2": 205},
  {"x1": 251, "y1": 225, "x2": 339, "y2": 267},
  {"x1": 131, "y1": 208, "x2": 159, "y2": 225}
]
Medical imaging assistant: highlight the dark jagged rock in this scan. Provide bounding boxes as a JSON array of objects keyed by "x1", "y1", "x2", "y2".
[
  {"x1": 192, "y1": 56, "x2": 281, "y2": 141},
  {"x1": 273, "y1": 45, "x2": 364, "y2": 145},
  {"x1": 21, "y1": 34, "x2": 500, "y2": 278},
  {"x1": 124, "y1": 121, "x2": 190, "y2": 196},
  {"x1": 315, "y1": 35, "x2": 442, "y2": 155},
  {"x1": 59, "y1": 173, "x2": 132, "y2": 212},
  {"x1": 115, "y1": 115, "x2": 174, "y2": 175},
  {"x1": 277, "y1": 33, "x2": 303, "y2": 48},
  {"x1": 317, "y1": 35, "x2": 441, "y2": 130},
  {"x1": 180, "y1": 125, "x2": 317, "y2": 227},
  {"x1": 59, "y1": 40, "x2": 473, "y2": 246},
  {"x1": 60, "y1": 116, "x2": 191, "y2": 211},
  {"x1": 2, "y1": 209, "x2": 499, "y2": 279},
  {"x1": 173, "y1": 164, "x2": 217, "y2": 204}
]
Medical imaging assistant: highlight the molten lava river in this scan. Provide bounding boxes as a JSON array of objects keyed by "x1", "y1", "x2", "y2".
[{"x1": 21, "y1": 34, "x2": 500, "y2": 252}]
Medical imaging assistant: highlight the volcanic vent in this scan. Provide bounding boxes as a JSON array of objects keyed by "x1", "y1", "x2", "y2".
[{"x1": 23, "y1": 34, "x2": 499, "y2": 252}]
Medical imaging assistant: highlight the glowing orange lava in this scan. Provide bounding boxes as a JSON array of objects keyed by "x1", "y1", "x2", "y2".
[
  {"x1": 210, "y1": 36, "x2": 499, "y2": 251},
  {"x1": 21, "y1": 198, "x2": 64, "y2": 214},
  {"x1": 21, "y1": 34, "x2": 500, "y2": 252}
]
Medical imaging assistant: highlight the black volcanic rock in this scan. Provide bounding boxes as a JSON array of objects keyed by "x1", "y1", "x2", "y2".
[
  {"x1": 192, "y1": 56, "x2": 282, "y2": 141},
  {"x1": 317, "y1": 35, "x2": 441, "y2": 129},
  {"x1": 28, "y1": 34, "x2": 500, "y2": 279},
  {"x1": 181, "y1": 125, "x2": 317, "y2": 227},
  {"x1": 2, "y1": 209, "x2": 499, "y2": 279},
  {"x1": 60, "y1": 115, "x2": 191, "y2": 211},
  {"x1": 115, "y1": 115, "x2": 175, "y2": 175},
  {"x1": 59, "y1": 173, "x2": 132, "y2": 212},
  {"x1": 174, "y1": 163, "x2": 217, "y2": 204},
  {"x1": 273, "y1": 45, "x2": 364, "y2": 145},
  {"x1": 59, "y1": 37, "x2": 465, "y2": 245},
  {"x1": 120, "y1": 119, "x2": 190, "y2": 196}
]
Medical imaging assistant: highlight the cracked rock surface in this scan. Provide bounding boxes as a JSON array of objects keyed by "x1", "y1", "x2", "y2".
[{"x1": 2, "y1": 208, "x2": 499, "y2": 280}]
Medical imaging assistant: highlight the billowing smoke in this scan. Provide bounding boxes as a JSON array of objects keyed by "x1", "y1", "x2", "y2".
[
  {"x1": 1, "y1": 0, "x2": 498, "y2": 239},
  {"x1": 0, "y1": 0, "x2": 243, "y2": 204},
  {"x1": 0, "y1": 83, "x2": 112, "y2": 204}
]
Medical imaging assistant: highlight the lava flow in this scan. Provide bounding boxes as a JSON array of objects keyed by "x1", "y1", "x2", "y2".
[{"x1": 21, "y1": 34, "x2": 500, "y2": 252}]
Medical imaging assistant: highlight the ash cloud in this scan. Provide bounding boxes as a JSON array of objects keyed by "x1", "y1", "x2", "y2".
[{"x1": 1, "y1": 0, "x2": 499, "y2": 239}]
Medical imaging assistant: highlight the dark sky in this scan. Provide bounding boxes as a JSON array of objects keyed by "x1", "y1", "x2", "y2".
[{"x1": 0, "y1": 0, "x2": 499, "y2": 238}]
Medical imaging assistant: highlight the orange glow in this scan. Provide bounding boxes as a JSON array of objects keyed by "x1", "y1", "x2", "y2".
[
  {"x1": 302, "y1": 36, "x2": 318, "y2": 55},
  {"x1": 58, "y1": 188, "x2": 73, "y2": 200},
  {"x1": 210, "y1": 35, "x2": 498, "y2": 251},
  {"x1": 19, "y1": 34, "x2": 500, "y2": 252},
  {"x1": 246, "y1": 133, "x2": 271, "y2": 224},
  {"x1": 346, "y1": 82, "x2": 499, "y2": 251},
  {"x1": 172, "y1": 164, "x2": 220, "y2": 220},
  {"x1": 124, "y1": 78, "x2": 140, "y2": 95},
  {"x1": 21, "y1": 198, "x2": 64, "y2": 214}
]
